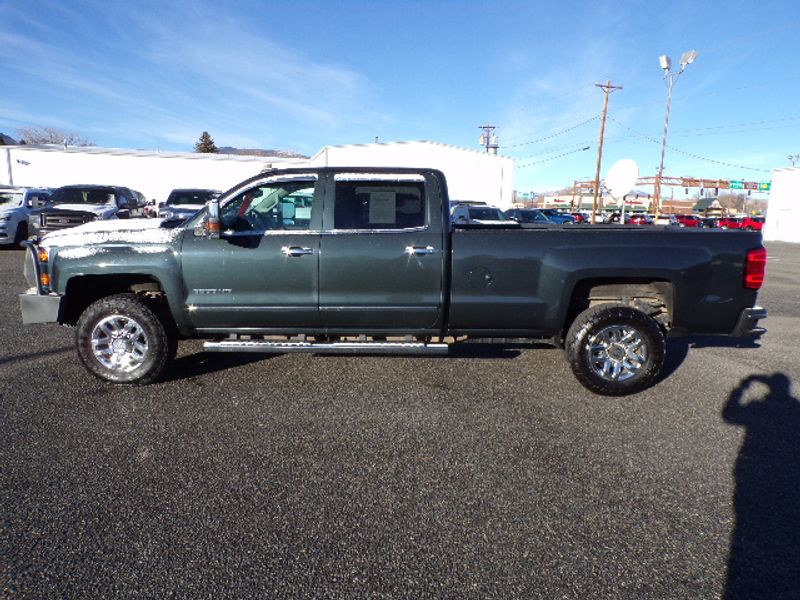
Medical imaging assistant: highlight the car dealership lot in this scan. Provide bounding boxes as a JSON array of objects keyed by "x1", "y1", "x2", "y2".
[{"x1": 2, "y1": 242, "x2": 799, "y2": 598}]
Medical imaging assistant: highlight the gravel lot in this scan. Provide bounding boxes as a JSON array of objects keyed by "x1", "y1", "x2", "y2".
[{"x1": 2, "y1": 240, "x2": 799, "y2": 599}]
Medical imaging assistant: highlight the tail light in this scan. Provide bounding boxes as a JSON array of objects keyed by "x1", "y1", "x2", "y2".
[{"x1": 744, "y1": 246, "x2": 767, "y2": 290}]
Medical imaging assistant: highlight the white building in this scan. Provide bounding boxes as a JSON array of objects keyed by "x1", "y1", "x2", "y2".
[
  {"x1": 2, "y1": 144, "x2": 304, "y2": 203},
  {"x1": 307, "y1": 140, "x2": 515, "y2": 209},
  {"x1": 763, "y1": 168, "x2": 800, "y2": 244},
  {"x1": 2, "y1": 140, "x2": 515, "y2": 209}
]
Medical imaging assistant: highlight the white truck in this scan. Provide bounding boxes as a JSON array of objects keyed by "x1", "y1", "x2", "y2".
[{"x1": 0, "y1": 187, "x2": 52, "y2": 247}]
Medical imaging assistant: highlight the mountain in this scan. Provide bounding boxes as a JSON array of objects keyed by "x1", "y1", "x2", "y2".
[{"x1": 216, "y1": 146, "x2": 309, "y2": 159}]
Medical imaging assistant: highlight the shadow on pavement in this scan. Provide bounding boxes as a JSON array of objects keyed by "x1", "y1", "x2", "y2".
[
  {"x1": 161, "y1": 351, "x2": 273, "y2": 382},
  {"x1": 722, "y1": 373, "x2": 800, "y2": 599},
  {"x1": 0, "y1": 345, "x2": 73, "y2": 367}
]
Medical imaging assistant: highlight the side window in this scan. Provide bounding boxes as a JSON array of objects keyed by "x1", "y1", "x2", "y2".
[
  {"x1": 334, "y1": 180, "x2": 425, "y2": 230},
  {"x1": 220, "y1": 180, "x2": 315, "y2": 232}
]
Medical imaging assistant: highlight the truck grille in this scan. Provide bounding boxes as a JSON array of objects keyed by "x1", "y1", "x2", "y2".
[{"x1": 41, "y1": 211, "x2": 96, "y2": 231}]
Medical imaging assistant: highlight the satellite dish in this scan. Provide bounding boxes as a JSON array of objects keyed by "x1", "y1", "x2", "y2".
[{"x1": 605, "y1": 159, "x2": 639, "y2": 200}]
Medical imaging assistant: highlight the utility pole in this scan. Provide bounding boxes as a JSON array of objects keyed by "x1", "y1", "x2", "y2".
[
  {"x1": 788, "y1": 154, "x2": 800, "y2": 167},
  {"x1": 591, "y1": 81, "x2": 622, "y2": 224},
  {"x1": 478, "y1": 124, "x2": 499, "y2": 155}
]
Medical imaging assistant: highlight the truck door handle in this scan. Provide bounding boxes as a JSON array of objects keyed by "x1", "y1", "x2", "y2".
[
  {"x1": 405, "y1": 245, "x2": 439, "y2": 256},
  {"x1": 281, "y1": 246, "x2": 314, "y2": 257}
]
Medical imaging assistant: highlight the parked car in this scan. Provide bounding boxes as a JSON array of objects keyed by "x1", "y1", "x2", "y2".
[
  {"x1": 719, "y1": 216, "x2": 745, "y2": 230},
  {"x1": 20, "y1": 166, "x2": 767, "y2": 396},
  {"x1": 505, "y1": 208, "x2": 553, "y2": 224},
  {"x1": 450, "y1": 204, "x2": 513, "y2": 225},
  {"x1": 537, "y1": 208, "x2": 575, "y2": 224},
  {"x1": 158, "y1": 189, "x2": 221, "y2": 223},
  {"x1": 699, "y1": 217, "x2": 720, "y2": 229},
  {"x1": 570, "y1": 212, "x2": 588, "y2": 224},
  {"x1": 0, "y1": 187, "x2": 52, "y2": 247},
  {"x1": 741, "y1": 216, "x2": 765, "y2": 231},
  {"x1": 628, "y1": 214, "x2": 654, "y2": 225},
  {"x1": 674, "y1": 214, "x2": 702, "y2": 228},
  {"x1": 27, "y1": 184, "x2": 146, "y2": 240}
]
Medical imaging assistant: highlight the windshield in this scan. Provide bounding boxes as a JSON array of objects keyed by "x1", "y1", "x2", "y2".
[
  {"x1": 166, "y1": 190, "x2": 218, "y2": 206},
  {"x1": 0, "y1": 191, "x2": 23, "y2": 207},
  {"x1": 468, "y1": 207, "x2": 507, "y2": 221},
  {"x1": 50, "y1": 187, "x2": 116, "y2": 205},
  {"x1": 517, "y1": 211, "x2": 548, "y2": 223}
]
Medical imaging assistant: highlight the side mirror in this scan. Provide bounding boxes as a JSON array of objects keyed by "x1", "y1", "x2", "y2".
[{"x1": 206, "y1": 199, "x2": 220, "y2": 239}]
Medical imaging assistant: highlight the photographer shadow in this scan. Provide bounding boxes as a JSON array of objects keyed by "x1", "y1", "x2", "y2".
[{"x1": 722, "y1": 373, "x2": 800, "y2": 599}]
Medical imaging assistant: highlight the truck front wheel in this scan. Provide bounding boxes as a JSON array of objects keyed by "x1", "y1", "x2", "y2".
[
  {"x1": 76, "y1": 294, "x2": 172, "y2": 384},
  {"x1": 565, "y1": 304, "x2": 666, "y2": 396}
]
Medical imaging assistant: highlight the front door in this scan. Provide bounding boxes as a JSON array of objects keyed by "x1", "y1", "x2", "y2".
[
  {"x1": 318, "y1": 172, "x2": 446, "y2": 332},
  {"x1": 180, "y1": 175, "x2": 321, "y2": 332}
]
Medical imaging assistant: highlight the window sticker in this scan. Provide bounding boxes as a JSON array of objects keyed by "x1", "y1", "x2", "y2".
[{"x1": 367, "y1": 190, "x2": 396, "y2": 224}]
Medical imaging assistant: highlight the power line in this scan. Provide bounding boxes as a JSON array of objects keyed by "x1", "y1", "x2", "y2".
[
  {"x1": 607, "y1": 116, "x2": 772, "y2": 173},
  {"x1": 516, "y1": 145, "x2": 592, "y2": 169},
  {"x1": 503, "y1": 115, "x2": 600, "y2": 149}
]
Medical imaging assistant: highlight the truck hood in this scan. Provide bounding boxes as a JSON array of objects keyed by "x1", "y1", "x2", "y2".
[
  {"x1": 41, "y1": 218, "x2": 183, "y2": 250},
  {"x1": 36, "y1": 203, "x2": 116, "y2": 218}
]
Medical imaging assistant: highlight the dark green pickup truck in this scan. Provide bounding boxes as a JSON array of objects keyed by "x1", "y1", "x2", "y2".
[{"x1": 19, "y1": 167, "x2": 767, "y2": 395}]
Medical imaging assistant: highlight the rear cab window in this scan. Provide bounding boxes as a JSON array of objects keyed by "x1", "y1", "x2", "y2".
[{"x1": 331, "y1": 174, "x2": 427, "y2": 231}]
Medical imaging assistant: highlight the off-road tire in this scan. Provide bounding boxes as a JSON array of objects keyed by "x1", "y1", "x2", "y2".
[
  {"x1": 76, "y1": 293, "x2": 170, "y2": 384},
  {"x1": 565, "y1": 304, "x2": 666, "y2": 396}
]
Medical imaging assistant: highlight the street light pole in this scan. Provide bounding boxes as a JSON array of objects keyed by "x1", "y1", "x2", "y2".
[{"x1": 653, "y1": 50, "x2": 698, "y2": 219}]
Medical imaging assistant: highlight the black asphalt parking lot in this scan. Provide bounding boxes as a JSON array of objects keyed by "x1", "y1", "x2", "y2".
[{"x1": 2, "y1": 241, "x2": 799, "y2": 599}]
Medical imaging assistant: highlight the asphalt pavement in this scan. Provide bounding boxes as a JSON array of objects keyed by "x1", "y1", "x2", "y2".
[{"x1": 2, "y1": 241, "x2": 799, "y2": 599}]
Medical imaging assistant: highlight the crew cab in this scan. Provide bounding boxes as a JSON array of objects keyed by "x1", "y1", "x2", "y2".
[
  {"x1": 19, "y1": 168, "x2": 767, "y2": 396},
  {"x1": 27, "y1": 184, "x2": 145, "y2": 239},
  {"x1": 0, "y1": 187, "x2": 52, "y2": 247}
]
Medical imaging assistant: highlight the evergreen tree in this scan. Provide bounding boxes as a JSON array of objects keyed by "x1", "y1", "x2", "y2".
[{"x1": 195, "y1": 131, "x2": 219, "y2": 153}]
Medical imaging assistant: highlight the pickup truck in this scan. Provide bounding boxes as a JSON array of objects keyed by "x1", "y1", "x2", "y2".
[
  {"x1": 27, "y1": 184, "x2": 146, "y2": 239},
  {"x1": 19, "y1": 167, "x2": 767, "y2": 396}
]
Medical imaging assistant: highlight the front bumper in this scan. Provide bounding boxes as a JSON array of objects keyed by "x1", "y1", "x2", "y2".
[
  {"x1": 730, "y1": 306, "x2": 767, "y2": 338},
  {"x1": 18, "y1": 240, "x2": 62, "y2": 324},
  {"x1": 19, "y1": 290, "x2": 62, "y2": 324}
]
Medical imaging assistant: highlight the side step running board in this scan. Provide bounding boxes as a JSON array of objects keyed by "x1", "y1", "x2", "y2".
[{"x1": 203, "y1": 340, "x2": 450, "y2": 356}]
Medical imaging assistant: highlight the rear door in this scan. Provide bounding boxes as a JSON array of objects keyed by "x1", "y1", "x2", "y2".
[
  {"x1": 180, "y1": 174, "x2": 321, "y2": 331},
  {"x1": 318, "y1": 171, "x2": 446, "y2": 332}
]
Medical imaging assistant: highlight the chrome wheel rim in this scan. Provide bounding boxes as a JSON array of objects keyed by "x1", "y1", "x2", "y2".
[
  {"x1": 587, "y1": 324, "x2": 647, "y2": 382},
  {"x1": 91, "y1": 314, "x2": 149, "y2": 373}
]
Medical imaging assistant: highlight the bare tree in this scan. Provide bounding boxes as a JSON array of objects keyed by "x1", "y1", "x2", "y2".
[{"x1": 16, "y1": 126, "x2": 95, "y2": 147}]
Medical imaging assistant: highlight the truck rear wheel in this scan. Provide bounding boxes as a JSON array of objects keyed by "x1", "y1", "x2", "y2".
[
  {"x1": 565, "y1": 304, "x2": 666, "y2": 396},
  {"x1": 76, "y1": 294, "x2": 171, "y2": 384}
]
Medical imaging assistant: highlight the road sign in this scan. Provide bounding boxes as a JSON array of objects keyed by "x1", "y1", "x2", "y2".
[
  {"x1": 759, "y1": 182, "x2": 771, "y2": 191},
  {"x1": 730, "y1": 180, "x2": 744, "y2": 190}
]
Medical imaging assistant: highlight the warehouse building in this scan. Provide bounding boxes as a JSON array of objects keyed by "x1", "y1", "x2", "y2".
[{"x1": 2, "y1": 140, "x2": 514, "y2": 208}]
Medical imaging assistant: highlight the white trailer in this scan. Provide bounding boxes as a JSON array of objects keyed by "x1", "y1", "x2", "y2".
[{"x1": 763, "y1": 168, "x2": 800, "y2": 244}]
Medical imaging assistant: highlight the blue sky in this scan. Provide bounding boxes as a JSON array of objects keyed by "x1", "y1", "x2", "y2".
[{"x1": 1, "y1": 0, "x2": 797, "y2": 197}]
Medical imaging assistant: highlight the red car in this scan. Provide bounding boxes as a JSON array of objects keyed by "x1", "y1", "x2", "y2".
[
  {"x1": 719, "y1": 216, "x2": 745, "y2": 230},
  {"x1": 741, "y1": 216, "x2": 765, "y2": 231},
  {"x1": 674, "y1": 214, "x2": 702, "y2": 227},
  {"x1": 570, "y1": 212, "x2": 587, "y2": 223},
  {"x1": 628, "y1": 214, "x2": 653, "y2": 225}
]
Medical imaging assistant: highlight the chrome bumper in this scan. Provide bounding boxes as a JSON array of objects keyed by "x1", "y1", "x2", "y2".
[
  {"x1": 19, "y1": 289, "x2": 62, "y2": 324},
  {"x1": 730, "y1": 306, "x2": 767, "y2": 338}
]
